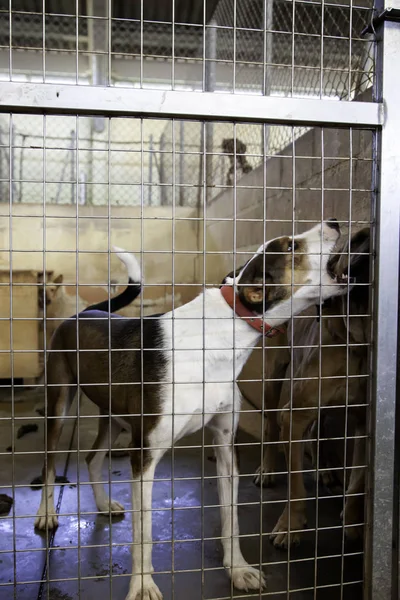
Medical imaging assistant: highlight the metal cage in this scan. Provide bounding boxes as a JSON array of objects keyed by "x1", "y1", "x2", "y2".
[{"x1": 0, "y1": 1, "x2": 398, "y2": 600}]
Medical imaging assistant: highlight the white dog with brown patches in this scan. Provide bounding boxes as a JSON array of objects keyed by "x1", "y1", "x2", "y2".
[{"x1": 35, "y1": 220, "x2": 345, "y2": 600}]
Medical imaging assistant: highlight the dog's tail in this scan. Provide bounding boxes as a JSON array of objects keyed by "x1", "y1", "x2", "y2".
[{"x1": 83, "y1": 246, "x2": 141, "y2": 314}]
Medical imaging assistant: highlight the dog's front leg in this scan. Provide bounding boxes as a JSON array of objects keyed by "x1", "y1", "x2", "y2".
[
  {"x1": 125, "y1": 451, "x2": 163, "y2": 600},
  {"x1": 209, "y1": 413, "x2": 266, "y2": 592}
]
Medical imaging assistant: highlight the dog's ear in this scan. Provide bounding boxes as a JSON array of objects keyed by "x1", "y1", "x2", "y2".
[{"x1": 53, "y1": 274, "x2": 63, "y2": 285}]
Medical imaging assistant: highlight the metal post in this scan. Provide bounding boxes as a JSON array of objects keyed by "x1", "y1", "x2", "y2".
[
  {"x1": 148, "y1": 134, "x2": 153, "y2": 206},
  {"x1": 179, "y1": 122, "x2": 184, "y2": 206},
  {"x1": 87, "y1": 0, "x2": 108, "y2": 133},
  {"x1": 0, "y1": 126, "x2": 3, "y2": 202},
  {"x1": 367, "y1": 3, "x2": 400, "y2": 598},
  {"x1": 11, "y1": 126, "x2": 16, "y2": 204},
  {"x1": 205, "y1": 19, "x2": 217, "y2": 204},
  {"x1": 70, "y1": 129, "x2": 76, "y2": 205},
  {"x1": 18, "y1": 133, "x2": 26, "y2": 203},
  {"x1": 159, "y1": 132, "x2": 166, "y2": 206},
  {"x1": 263, "y1": 0, "x2": 274, "y2": 155}
]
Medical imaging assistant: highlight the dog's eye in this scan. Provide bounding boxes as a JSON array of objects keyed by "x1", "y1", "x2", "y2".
[{"x1": 287, "y1": 240, "x2": 299, "y2": 252}]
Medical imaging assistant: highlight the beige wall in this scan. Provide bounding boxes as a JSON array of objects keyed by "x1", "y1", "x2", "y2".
[
  {"x1": 0, "y1": 203, "x2": 201, "y2": 378},
  {"x1": 0, "y1": 203, "x2": 200, "y2": 309}
]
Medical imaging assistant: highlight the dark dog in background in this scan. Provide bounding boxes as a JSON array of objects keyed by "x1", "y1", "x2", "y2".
[{"x1": 221, "y1": 138, "x2": 253, "y2": 185}]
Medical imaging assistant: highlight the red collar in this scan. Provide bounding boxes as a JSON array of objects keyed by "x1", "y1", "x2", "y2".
[{"x1": 220, "y1": 285, "x2": 286, "y2": 338}]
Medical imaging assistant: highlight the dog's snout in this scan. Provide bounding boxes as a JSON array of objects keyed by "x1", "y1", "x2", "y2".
[{"x1": 325, "y1": 218, "x2": 340, "y2": 234}]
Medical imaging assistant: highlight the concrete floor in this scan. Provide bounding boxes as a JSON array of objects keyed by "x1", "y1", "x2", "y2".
[{"x1": 0, "y1": 392, "x2": 364, "y2": 600}]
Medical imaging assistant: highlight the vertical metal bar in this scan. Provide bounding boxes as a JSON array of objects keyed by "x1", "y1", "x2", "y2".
[
  {"x1": 291, "y1": 0, "x2": 295, "y2": 96},
  {"x1": 348, "y1": 0, "x2": 354, "y2": 101},
  {"x1": 70, "y1": 128, "x2": 76, "y2": 205},
  {"x1": 42, "y1": 112, "x2": 49, "y2": 600},
  {"x1": 286, "y1": 125, "x2": 296, "y2": 600},
  {"x1": 313, "y1": 127, "x2": 325, "y2": 600},
  {"x1": 0, "y1": 127, "x2": 3, "y2": 201},
  {"x1": 75, "y1": 0, "x2": 79, "y2": 85},
  {"x1": 11, "y1": 126, "x2": 16, "y2": 203},
  {"x1": 179, "y1": 122, "x2": 184, "y2": 206},
  {"x1": 171, "y1": 116, "x2": 176, "y2": 600},
  {"x1": 8, "y1": 112, "x2": 16, "y2": 600},
  {"x1": 233, "y1": 0, "x2": 237, "y2": 93},
  {"x1": 367, "y1": 3, "x2": 400, "y2": 598},
  {"x1": 339, "y1": 130, "x2": 353, "y2": 600},
  {"x1": 172, "y1": 0, "x2": 175, "y2": 89},
  {"x1": 42, "y1": 0, "x2": 45, "y2": 83},
  {"x1": 18, "y1": 134, "x2": 26, "y2": 203},
  {"x1": 320, "y1": 0, "x2": 325, "y2": 99},
  {"x1": 262, "y1": 0, "x2": 274, "y2": 155},
  {"x1": 140, "y1": 0, "x2": 143, "y2": 88},
  {"x1": 8, "y1": 0, "x2": 12, "y2": 80},
  {"x1": 159, "y1": 133, "x2": 166, "y2": 206},
  {"x1": 231, "y1": 124, "x2": 238, "y2": 600},
  {"x1": 263, "y1": 0, "x2": 274, "y2": 97},
  {"x1": 108, "y1": 0, "x2": 111, "y2": 87},
  {"x1": 139, "y1": 115, "x2": 145, "y2": 596},
  {"x1": 88, "y1": 0, "x2": 107, "y2": 132},
  {"x1": 205, "y1": 19, "x2": 217, "y2": 204},
  {"x1": 199, "y1": 118, "x2": 205, "y2": 600},
  {"x1": 200, "y1": 7, "x2": 208, "y2": 592},
  {"x1": 106, "y1": 115, "x2": 113, "y2": 600},
  {"x1": 74, "y1": 116, "x2": 82, "y2": 600},
  {"x1": 148, "y1": 133, "x2": 153, "y2": 206},
  {"x1": 258, "y1": 117, "x2": 268, "y2": 600}
]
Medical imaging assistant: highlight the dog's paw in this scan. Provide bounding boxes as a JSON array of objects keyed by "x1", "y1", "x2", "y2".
[
  {"x1": 270, "y1": 528, "x2": 301, "y2": 550},
  {"x1": 97, "y1": 499, "x2": 125, "y2": 515},
  {"x1": 125, "y1": 575, "x2": 163, "y2": 600},
  {"x1": 253, "y1": 465, "x2": 275, "y2": 488},
  {"x1": 269, "y1": 509, "x2": 306, "y2": 550},
  {"x1": 34, "y1": 512, "x2": 59, "y2": 531},
  {"x1": 230, "y1": 564, "x2": 266, "y2": 591}
]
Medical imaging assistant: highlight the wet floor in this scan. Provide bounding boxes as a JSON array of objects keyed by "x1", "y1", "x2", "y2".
[{"x1": 0, "y1": 392, "x2": 363, "y2": 600}]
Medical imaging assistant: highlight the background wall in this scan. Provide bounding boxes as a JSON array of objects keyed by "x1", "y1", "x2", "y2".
[{"x1": 0, "y1": 203, "x2": 200, "y2": 312}]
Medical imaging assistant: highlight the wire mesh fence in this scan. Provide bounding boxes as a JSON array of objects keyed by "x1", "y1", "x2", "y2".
[
  {"x1": 0, "y1": 0, "x2": 374, "y2": 97},
  {"x1": 0, "y1": 0, "x2": 375, "y2": 208},
  {"x1": 0, "y1": 0, "x2": 376, "y2": 208},
  {"x1": 0, "y1": 1, "x2": 395, "y2": 599},
  {"x1": 0, "y1": 115, "x2": 375, "y2": 600},
  {"x1": 0, "y1": 115, "x2": 164, "y2": 206}
]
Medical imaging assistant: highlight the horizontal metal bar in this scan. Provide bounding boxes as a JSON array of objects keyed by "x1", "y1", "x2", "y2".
[{"x1": 0, "y1": 82, "x2": 383, "y2": 127}]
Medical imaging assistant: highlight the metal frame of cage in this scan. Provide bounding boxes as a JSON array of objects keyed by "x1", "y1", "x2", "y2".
[{"x1": 0, "y1": 0, "x2": 398, "y2": 599}]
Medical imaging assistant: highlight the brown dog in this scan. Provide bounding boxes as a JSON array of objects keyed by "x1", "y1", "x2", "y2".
[{"x1": 253, "y1": 228, "x2": 370, "y2": 548}]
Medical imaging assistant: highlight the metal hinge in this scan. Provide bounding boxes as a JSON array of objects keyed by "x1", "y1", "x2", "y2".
[{"x1": 361, "y1": 7, "x2": 400, "y2": 36}]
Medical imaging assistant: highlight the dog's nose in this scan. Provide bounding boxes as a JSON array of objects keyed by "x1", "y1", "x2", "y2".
[{"x1": 326, "y1": 218, "x2": 340, "y2": 234}]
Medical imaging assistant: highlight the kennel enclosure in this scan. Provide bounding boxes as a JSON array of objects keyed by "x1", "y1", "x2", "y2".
[{"x1": 0, "y1": 1, "x2": 399, "y2": 599}]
